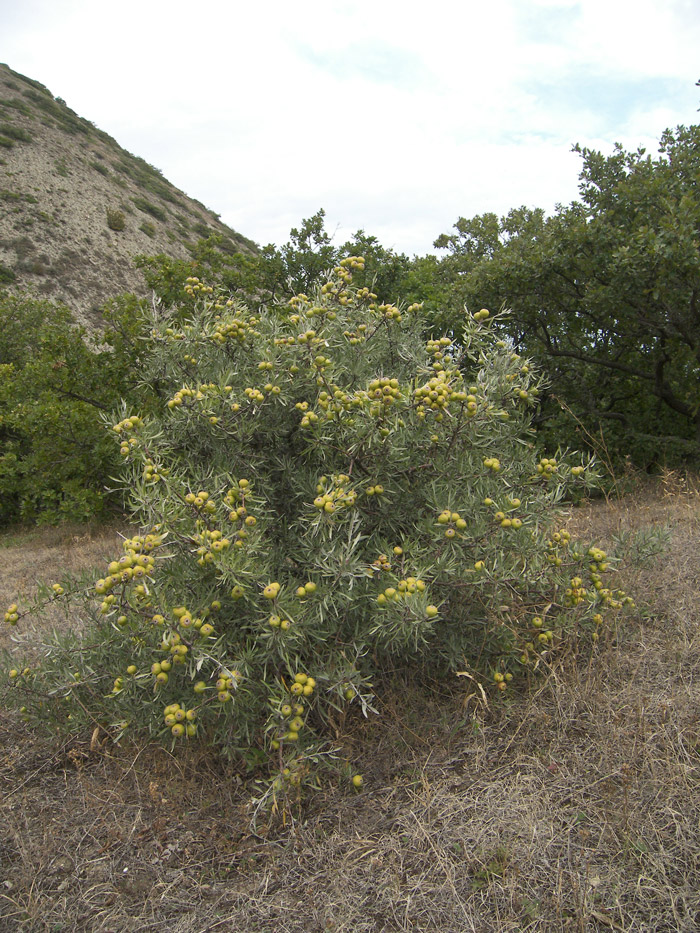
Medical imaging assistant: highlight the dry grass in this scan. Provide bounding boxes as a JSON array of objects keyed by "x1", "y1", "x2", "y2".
[
  {"x1": 1, "y1": 479, "x2": 699, "y2": 932},
  {"x1": 0, "y1": 522, "x2": 127, "y2": 656}
]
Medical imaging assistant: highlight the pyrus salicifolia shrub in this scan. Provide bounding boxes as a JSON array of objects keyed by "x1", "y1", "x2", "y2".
[{"x1": 5, "y1": 259, "x2": 632, "y2": 788}]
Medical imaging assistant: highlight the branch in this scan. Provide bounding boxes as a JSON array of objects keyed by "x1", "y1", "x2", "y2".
[{"x1": 52, "y1": 386, "x2": 111, "y2": 412}]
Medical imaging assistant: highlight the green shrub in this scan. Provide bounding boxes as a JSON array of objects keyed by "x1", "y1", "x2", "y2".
[
  {"x1": 0, "y1": 123, "x2": 32, "y2": 143},
  {"x1": 0, "y1": 135, "x2": 14, "y2": 149},
  {"x1": 0, "y1": 98, "x2": 32, "y2": 117},
  {"x1": 0, "y1": 292, "x2": 152, "y2": 525},
  {"x1": 139, "y1": 221, "x2": 156, "y2": 238},
  {"x1": 0, "y1": 262, "x2": 15, "y2": 283},
  {"x1": 106, "y1": 208, "x2": 126, "y2": 231},
  {"x1": 4, "y1": 262, "x2": 633, "y2": 796},
  {"x1": 132, "y1": 196, "x2": 166, "y2": 222}
]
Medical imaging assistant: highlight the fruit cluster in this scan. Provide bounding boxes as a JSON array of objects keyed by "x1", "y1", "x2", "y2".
[
  {"x1": 414, "y1": 371, "x2": 467, "y2": 419},
  {"x1": 163, "y1": 702, "x2": 197, "y2": 737},
  {"x1": 537, "y1": 457, "x2": 558, "y2": 476},
  {"x1": 313, "y1": 474, "x2": 357, "y2": 513},
  {"x1": 376, "y1": 576, "x2": 427, "y2": 605},
  {"x1": 436, "y1": 509, "x2": 468, "y2": 539},
  {"x1": 183, "y1": 276, "x2": 213, "y2": 298}
]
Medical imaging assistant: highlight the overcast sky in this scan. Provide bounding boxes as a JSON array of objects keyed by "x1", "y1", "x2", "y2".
[{"x1": 2, "y1": 0, "x2": 699, "y2": 255}]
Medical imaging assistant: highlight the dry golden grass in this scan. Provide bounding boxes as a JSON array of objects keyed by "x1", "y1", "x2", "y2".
[{"x1": 1, "y1": 478, "x2": 699, "y2": 932}]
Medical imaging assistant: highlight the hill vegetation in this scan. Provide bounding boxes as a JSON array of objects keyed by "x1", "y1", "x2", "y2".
[{"x1": 0, "y1": 64, "x2": 698, "y2": 527}]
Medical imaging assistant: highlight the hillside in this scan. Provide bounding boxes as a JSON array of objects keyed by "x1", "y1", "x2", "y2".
[{"x1": 0, "y1": 64, "x2": 256, "y2": 328}]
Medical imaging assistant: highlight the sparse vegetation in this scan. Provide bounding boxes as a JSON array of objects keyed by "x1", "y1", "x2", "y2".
[
  {"x1": 0, "y1": 122, "x2": 32, "y2": 142},
  {"x1": 132, "y1": 195, "x2": 167, "y2": 221},
  {"x1": 90, "y1": 159, "x2": 109, "y2": 176}
]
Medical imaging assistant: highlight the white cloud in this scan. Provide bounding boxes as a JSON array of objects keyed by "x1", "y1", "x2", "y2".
[{"x1": 2, "y1": 0, "x2": 698, "y2": 254}]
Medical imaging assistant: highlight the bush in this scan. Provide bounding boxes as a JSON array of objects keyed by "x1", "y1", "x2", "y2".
[
  {"x1": 106, "y1": 208, "x2": 126, "y2": 231},
  {"x1": 0, "y1": 262, "x2": 15, "y2": 283},
  {"x1": 132, "y1": 196, "x2": 167, "y2": 222},
  {"x1": 4, "y1": 261, "x2": 633, "y2": 795},
  {"x1": 0, "y1": 292, "x2": 152, "y2": 524},
  {"x1": 91, "y1": 160, "x2": 110, "y2": 177},
  {"x1": 0, "y1": 123, "x2": 32, "y2": 143}
]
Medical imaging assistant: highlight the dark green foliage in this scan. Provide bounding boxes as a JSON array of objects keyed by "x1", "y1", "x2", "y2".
[
  {"x1": 134, "y1": 237, "x2": 261, "y2": 309},
  {"x1": 0, "y1": 262, "x2": 15, "y2": 283},
  {"x1": 0, "y1": 292, "x2": 155, "y2": 524},
  {"x1": 192, "y1": 222, "x2": 212, "y2": 238},
  {"x1": 23, "y1": 88, "x2": 91, "y2": 136},
  {"x1": 132, "y1": 197, "x2": 167, "y2": 222},
  {"x1": 0, "y1": 97, "x2": 32, "y2": 116},
  {"x1": 0, "y1": 123, "x2": 32, "y2": 142},
  {"x1": 0, "y1": 190, "x2": 38, "y2": 204},
  {"x1": 434, "y1": 126, "x2": 700, "y2": 468},
  {"x1": 90, "y1": 160, "x2": 110, "y2": 177}
]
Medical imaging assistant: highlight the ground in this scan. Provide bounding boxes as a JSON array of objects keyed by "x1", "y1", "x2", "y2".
[{"x1": 1, "y1": 475, "x2": 699, "y2": 932}]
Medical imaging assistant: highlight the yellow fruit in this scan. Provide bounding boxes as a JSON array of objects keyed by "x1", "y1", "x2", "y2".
[
  {"x1": 426, "y1": 605, "x2": 439, "y2": 618},
  {"x1": 352, "y1": 774, "x2": 363, "y2": 788}
]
